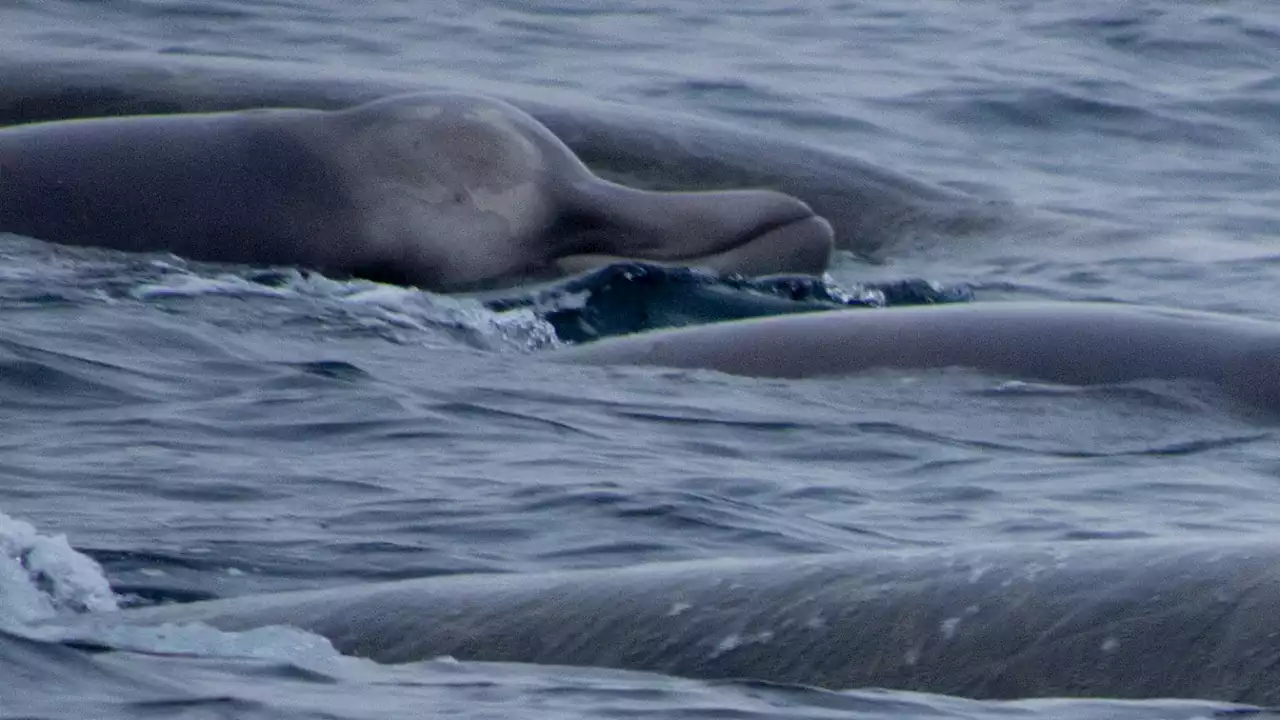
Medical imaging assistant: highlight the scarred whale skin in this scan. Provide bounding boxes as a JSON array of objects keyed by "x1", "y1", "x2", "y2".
[{"x1": 69, "y1": 539, "x2": 1280, "y2": 705}]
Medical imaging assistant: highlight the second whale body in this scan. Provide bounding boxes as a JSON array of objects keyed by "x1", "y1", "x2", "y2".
[{"x1": 554, "y1": 301, "x2": 1280, "y2": 412}]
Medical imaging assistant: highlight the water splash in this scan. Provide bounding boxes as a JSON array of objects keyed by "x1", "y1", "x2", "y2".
[{"x1": 0, "y1": 510, "x2": 117, "y2": 627}]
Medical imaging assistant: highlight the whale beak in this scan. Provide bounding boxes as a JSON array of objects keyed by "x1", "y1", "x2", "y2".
[{"x1": 554, "y1": 183, "x2": 834, "y2": 278}]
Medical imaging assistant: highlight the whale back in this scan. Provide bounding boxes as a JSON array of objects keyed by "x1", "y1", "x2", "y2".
[
  {"x1": 76, "y1": 540, "x2": 1280, "y2": 704},
  {"x1": 0, "y1": 109, "x2": 362, "y2": 269}
]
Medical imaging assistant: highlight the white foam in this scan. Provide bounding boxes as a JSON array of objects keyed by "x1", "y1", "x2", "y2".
[
  {"x1": 61, "y1": 618, "x2": 342, "y2": 665},
  {"x1": 132, "y1": 271, "x2": 298, "y2": 299},
  {"x1": 0, "y1": 510, "x2": 117, "y2": 627},
  {"x1": 130, "y1": 266, "x2": 560, "y2": 350},
  {"x1": 0, "y1": 510, "x2": 348, "y2": 669}
]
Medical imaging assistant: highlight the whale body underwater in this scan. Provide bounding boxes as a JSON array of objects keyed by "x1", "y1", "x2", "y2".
[
  {"x1": 554, "y1": 301, "x2": 1280, "y2": 413},
  {"x1": 11, "y1": 52, "x2": 1280, "y2": 706},
  {"x1": 58, "y1": 539, "x2": 1280, "y2": 705}
]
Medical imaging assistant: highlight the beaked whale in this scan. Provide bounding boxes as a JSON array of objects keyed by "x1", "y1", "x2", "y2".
[
  {"x1": 0, "y1": 92, "x2": 833, "y2": 292},
  {"x1": 0, "y1": 48, "x2": 999, "y2": 258}
]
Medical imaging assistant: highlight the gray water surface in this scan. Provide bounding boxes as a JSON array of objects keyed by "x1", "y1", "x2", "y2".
[{"x1": 2, "y1": 2, "x2": 1280, "y2": 718}]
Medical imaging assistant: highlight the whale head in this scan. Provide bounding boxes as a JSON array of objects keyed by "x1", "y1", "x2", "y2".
[{"x1": 329, "y1": 93, "x2": 833, "y2": 291}]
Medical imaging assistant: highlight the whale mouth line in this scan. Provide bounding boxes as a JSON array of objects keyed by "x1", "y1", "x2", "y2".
[
  {"x1": 554, "y1": 212, "x2": 833, "y2": 279},
  {"x1": 635, "y1": 204, "x2": 819, "y2": 265},
  {"x1": 714, "y1": 208, "x2": 821, "y2": 260}
]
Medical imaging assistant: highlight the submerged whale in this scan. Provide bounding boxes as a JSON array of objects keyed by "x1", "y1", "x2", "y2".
[
  {"x1": 0, "y1": 49, "x2": 1000, "y2": 257},
  {"x1": 554, "y1": 301, "x2": 1280, "y2": 412},
  {"x1": 0, "y1": 92, "x2": 832, "y2": 292},
  {"x1": 65, "y1": 539, "x2": 1280, "y2": 705}
]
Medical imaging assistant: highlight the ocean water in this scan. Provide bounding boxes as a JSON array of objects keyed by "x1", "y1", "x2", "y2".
[{"x1": 2, "y1": 1, "x2": 1280, "y2": 718}]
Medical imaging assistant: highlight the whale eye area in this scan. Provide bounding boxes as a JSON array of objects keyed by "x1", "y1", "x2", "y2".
[{"x1": 551, "y1": 208, "x2": 617, "y2": 253}]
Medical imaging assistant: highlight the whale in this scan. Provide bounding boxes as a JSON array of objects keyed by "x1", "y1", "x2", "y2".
[
  {"x1": 0, "y1": 48, "x2": 1002, "y2": 257},
  {"x1": 57, "y1": 539, "x2": 1280, "y2": 705},
  {"x1": 0, "y1": 92, "x2": 834, "y2": 292},
  {"x1": 553, "y1": 301, "x2": 1280, "y2": 412}
]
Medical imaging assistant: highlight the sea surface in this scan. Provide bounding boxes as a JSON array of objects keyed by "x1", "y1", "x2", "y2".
[{"x1": 2, "y1": 1, "x2": 1280, "y2": 718}]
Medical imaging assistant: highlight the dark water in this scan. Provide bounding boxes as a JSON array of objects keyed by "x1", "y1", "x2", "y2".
[{"x1": 2, "y1": 1, "x2": 1280, "y2": 718}]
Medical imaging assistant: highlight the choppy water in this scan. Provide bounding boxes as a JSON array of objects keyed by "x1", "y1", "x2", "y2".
[{"x1": 2, "y1": 1, "x2": 1280, "y2": 718}]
